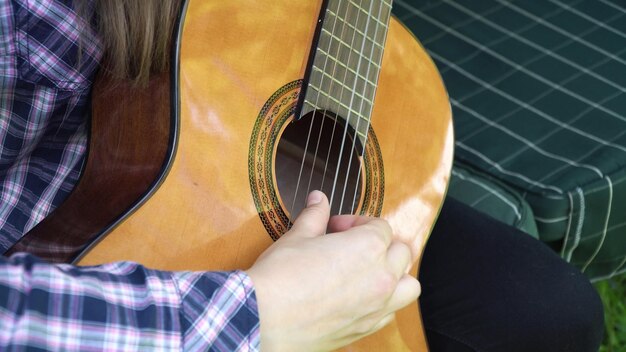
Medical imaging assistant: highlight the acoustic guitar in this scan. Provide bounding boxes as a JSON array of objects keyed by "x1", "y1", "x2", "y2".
[{"x1": 9, "y1": 0, "x2": 453, "y2": 350}]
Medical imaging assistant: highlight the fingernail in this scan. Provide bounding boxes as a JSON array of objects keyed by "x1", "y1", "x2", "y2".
[{"x1": 307, "y1": 190, "x2": 323, "y2": 206}]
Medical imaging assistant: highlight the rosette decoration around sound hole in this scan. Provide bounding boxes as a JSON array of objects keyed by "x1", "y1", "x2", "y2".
[{"x1": 249, "y1": 80, "x2": 384, "y2": 241}]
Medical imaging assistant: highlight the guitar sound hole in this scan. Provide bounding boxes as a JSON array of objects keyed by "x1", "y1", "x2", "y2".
[{"x1": 275, "y1": 110, "x2": 364, "y2": 220}]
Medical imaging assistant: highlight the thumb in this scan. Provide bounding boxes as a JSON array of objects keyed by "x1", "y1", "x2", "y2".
[{"x1": 288, "y1": 190, "x2": 330, "y2": 238}]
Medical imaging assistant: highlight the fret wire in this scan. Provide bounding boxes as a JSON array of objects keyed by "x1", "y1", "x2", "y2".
[
  {"x1": 304, "y1": 93, "x2": 368, "y2": 124},
  {"x1": 303, "y1": 100, "x2": 372, "y2": 131},
  {"x1": 311, "y1": 66, "x2": 374, "y2": 106},
  {"x1": 345, "y1": 0, "x2": 389, "y2": 139},
  {"x1": 303, "y1": 100, "x2": 369, "y2": 141},
  {"x1": 372, "y1": 1, "x2": 392, "y2": 84},
  {"x1": 332, "y1": 0, "x2": 379, "y2": 215},
  {"x1": 320, "y1": 28, "x2": 382, "y2": 69},
  {"x1": 318, "y1": 36, "x2": 383, "y2": 81},
  {"x1": 345, "y1": 0, "x2": 390, "y2": 215},
  {"x1": 305, "y1": 0, "x2": 394, "y2": 128},
  {"x1": 304, "y1": 87, "x2": 371, "y2": 122},
  {"x1": 346, "y1": 0, "x2": 390, "y2": 28},
  {"x1": 358, "y1": 2, "x2": 391, "y2": 119},
  {"x1": 313, "y1": 49, "x2": 378, "y2": 95},
  {"x1": 325, "y1": 9, "x2": 386, "y2": 49},
  {"x1": 302, "y1": 0, "x2": 394, "y2": 130},
  {"x1": 290, "y1": 0, "x2": 346, "y2": 224},
  {"x1": 302, "y1": 101, "x2": 370, "y2": 141},
  {"x1": 310, "y1": 2, "x2": 373, "y2": 206}
]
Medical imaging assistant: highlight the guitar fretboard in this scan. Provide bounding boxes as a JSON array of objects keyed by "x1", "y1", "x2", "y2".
[{"x1": 301, "y1": 0, "x2": 393, "y2": 141}]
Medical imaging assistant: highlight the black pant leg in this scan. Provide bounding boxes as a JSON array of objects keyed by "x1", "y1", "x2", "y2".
[{"x1": 419, "y1": 197, "x2": 604, "y2": 352}]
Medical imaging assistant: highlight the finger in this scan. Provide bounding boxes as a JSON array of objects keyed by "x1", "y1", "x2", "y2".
[
  {"x1": 357, "y1": 218, "x2": 394, "y2": 248},
  {"x1": 386, "y1": 241, "x2": 412, "y2": 279},
  {"x1": 370, "y1": 313, "x2": 395, "y2": 334},
  {"x1": 327, "y1": 213, "x2": 392, "y2": 233},
  {"x1": 328, "y1": 217, "x2": 393, "y2": 248},
  {"x1": 384, "y1": 275, "x2": 421, "y2": 314},
  {"x1": 327, "y1": 214, "x2": 363, "y2": 233},
  {"x1": 341, "y1": 313, "x2": 396, "y2": 345},
  {"x1": 287, "y1": 190, "x2": 330, "y2": 238}
]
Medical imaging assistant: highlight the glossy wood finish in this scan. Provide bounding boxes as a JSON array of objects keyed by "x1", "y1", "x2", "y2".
[
  {"x1": 79, "y1": 1, "x2": 453, "y2": 350},
  {"x1": 6, "y1": 73, "x2": 172, "y2": 261}
]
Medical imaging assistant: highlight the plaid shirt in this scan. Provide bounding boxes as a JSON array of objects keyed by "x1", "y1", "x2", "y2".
[
  {"x1": 0, "y1": 0, "x2": 94, "y2": 251},
  {"x1": 0, "y1": 253, "x2": 260, "y2": 351},
  {"x1": 0, "y1": 1, "x2": 261, "y2": 350}
]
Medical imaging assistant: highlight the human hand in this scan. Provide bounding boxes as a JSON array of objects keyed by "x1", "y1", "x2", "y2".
[{"x1": 246, "y1": 191, "x2": 421, "y2": 351}]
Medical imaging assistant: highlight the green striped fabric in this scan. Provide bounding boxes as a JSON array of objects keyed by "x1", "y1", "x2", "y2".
[
  {"x1": 393, "y1": 0, "x2": 626, "y2": 280},
  {"x1": 448, "y1": 162, "x2": 539, "y2": 239}
]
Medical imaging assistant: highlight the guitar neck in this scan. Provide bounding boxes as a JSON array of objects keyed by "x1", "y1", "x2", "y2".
[{"x1": 301, "y1": 0, "x2": 393, "y2": 141}]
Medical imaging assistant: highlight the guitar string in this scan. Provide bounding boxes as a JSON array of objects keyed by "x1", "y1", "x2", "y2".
[
  {"x1": 303, "y1": 0, "x2": 354, "y2": 209},
  {"x1": 328, "y1": 0, "x2": 376, "y2": 214},
  {"x1": 305, "y1": 0, "x2": 365, "y2": 214},
  {"x1": 339, "y1": 0, "x2": 385, "y2": 215},
  {"x1": 320, "y1": 0, "x2": 366, "y2": 213},
  {"x1": 351, "y1": 1, "x2": 392, "y2": 214},
  {"x1": 288, "y1": 0, "x2": 345, "y2": 225},
  {"x1": 316, "y1": 5, "x2": 347, "y2": 206}
]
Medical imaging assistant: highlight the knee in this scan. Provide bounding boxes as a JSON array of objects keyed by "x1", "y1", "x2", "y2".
[
  {"x1": 546, "y1": 271, "x2": 604, "y2": 351},
  {"x1": 511, "y1": 267, "x2": 605, "y2": 352}
]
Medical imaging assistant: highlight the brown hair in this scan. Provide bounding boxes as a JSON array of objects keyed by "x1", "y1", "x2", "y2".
[{"x1": 80, "y1": 0, "x2": 181, "y2": 86}]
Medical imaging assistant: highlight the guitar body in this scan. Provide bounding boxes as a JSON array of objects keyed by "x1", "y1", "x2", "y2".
[{"x1": 14, "y1": 0, "x2": 453, "y2": 350}]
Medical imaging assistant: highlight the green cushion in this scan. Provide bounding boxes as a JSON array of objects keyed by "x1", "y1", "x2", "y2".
[
  {"x1": 448, "y1": 162, "x2": 539, "y2": 239},
  {"x1": 393, "y1": 0, "x2": 626, "y2": 280}
]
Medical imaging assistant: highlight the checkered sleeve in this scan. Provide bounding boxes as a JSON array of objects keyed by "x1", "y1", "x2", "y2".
[{"x1": 0, "y1": 253, "x2": 260, "y2": 351}]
